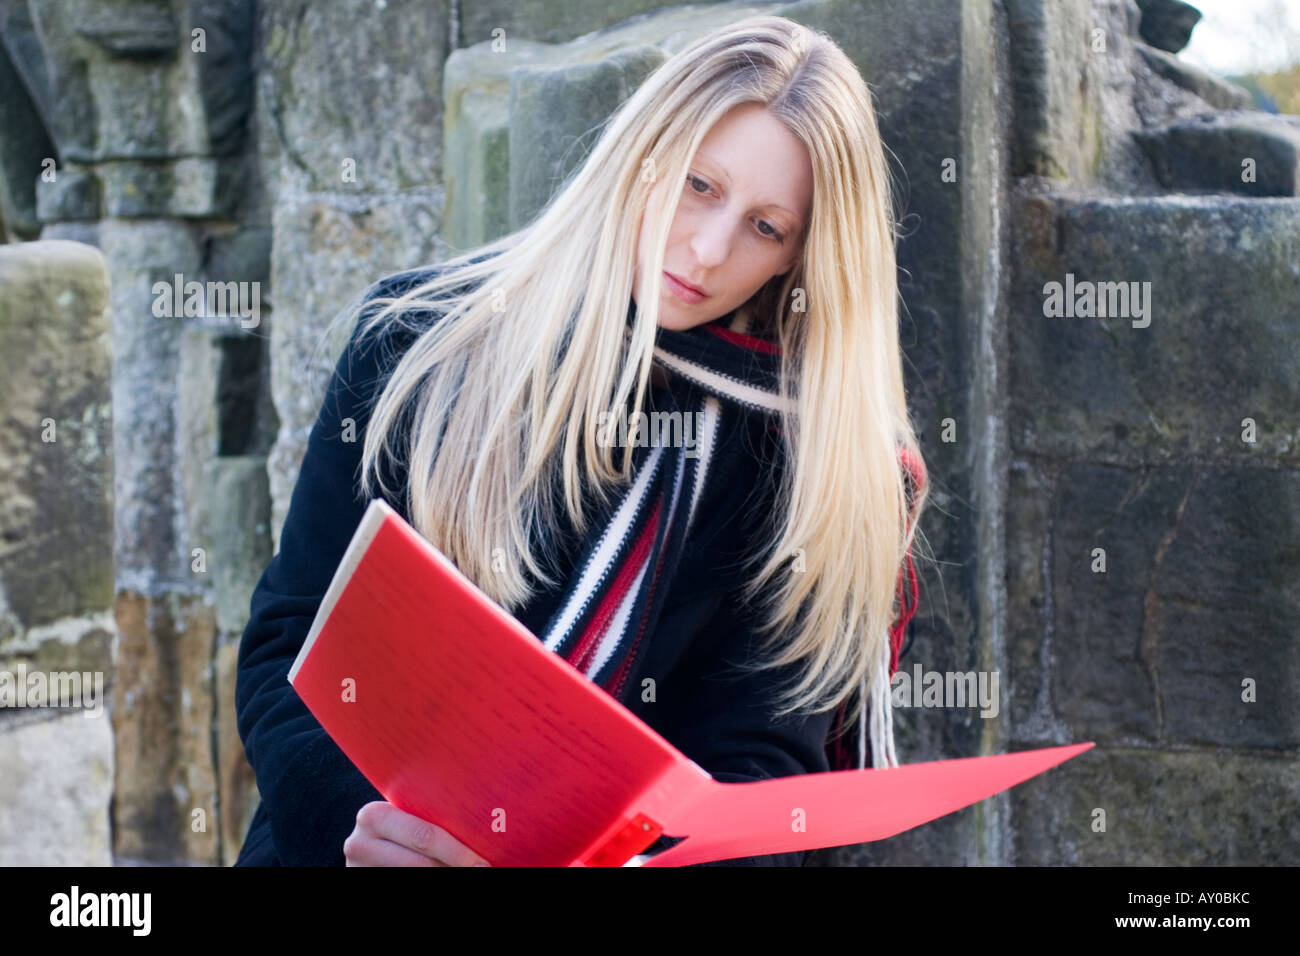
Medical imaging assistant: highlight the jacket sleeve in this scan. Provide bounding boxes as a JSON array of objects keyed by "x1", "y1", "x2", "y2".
[
  {"x1": 235, "y1": 281, "x2": 419, "y2": 866},
  {"x1": 661, "y1": 587, "x2": 835, "y2": 868}
]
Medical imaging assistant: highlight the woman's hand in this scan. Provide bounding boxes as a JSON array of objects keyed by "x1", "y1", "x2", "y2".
[{"x1": 344, "y1": 801, "x2": 492, "y2": 867}]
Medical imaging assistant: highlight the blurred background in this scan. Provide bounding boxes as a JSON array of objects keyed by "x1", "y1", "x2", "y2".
[{"x1": 0, "y1": 0, "x2": 1296, "y2": 866}]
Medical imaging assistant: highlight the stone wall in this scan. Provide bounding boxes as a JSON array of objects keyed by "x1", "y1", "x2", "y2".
[
  {"x1": 0, "y1": 240, "x2": 115, "y2": 865},
  {"x1": 0, "y1": 0, "x2": 1294, "y2": 865},
  {"x1": 998, "y1": 0, "x2": 1299, "y2": 866}
]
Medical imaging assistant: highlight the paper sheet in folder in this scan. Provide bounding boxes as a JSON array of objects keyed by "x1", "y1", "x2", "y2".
[{"x1": 288, "y1": 498, "x2": 1093, "y2": 867}]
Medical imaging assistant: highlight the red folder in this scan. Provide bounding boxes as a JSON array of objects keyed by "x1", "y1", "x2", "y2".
[{"x1": 289, "y1": 498, "x2": 1093, "y2": 866}]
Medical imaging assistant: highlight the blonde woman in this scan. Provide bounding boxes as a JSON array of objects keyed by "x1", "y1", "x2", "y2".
[{"x1": 235, "y1": 14, "x2": 927, "y2": 868}]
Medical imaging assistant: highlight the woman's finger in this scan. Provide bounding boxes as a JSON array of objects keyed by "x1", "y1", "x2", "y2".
[
  {"x1": 356, "y1": 802, "x2": 489, "y2": 866},
  {"x1": 345, "y1": 834, "x2": 448, "y2": 867}
]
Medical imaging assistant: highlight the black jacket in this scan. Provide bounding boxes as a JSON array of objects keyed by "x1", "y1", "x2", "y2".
[{"x1": 234, "y1": 265, "x2": 835, "y2": 867}]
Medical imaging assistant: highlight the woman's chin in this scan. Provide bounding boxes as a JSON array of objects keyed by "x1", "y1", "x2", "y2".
[{"x1": 655, "y1": 298, "x2": 702, "y2": 331}]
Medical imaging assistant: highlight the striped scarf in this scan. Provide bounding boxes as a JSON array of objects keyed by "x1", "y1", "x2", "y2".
[{"x1": 537, "y1": 296, "x2": 922, "y2": 771}]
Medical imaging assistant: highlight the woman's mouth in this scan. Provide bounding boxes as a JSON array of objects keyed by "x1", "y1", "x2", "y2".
[{"x1": 664, "y1": 271, "x2": 707, "y2": 304}]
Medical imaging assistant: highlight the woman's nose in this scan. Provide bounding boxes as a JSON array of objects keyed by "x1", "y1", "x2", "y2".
[{"x1": 688, "y1": 214, "x2": 733, "y2": 270}]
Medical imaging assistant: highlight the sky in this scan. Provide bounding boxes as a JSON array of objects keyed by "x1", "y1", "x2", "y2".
[{"x1": 1181, "y1": 0, "x2": 1300, "y2": 76}]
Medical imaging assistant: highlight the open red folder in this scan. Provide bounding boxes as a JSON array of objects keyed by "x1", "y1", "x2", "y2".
[{"x1": 289, "y1": 498, "x2": 1093, "y2": 866}]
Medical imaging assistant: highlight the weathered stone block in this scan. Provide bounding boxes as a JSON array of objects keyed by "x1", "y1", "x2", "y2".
[
  {"x1": 1007, "y1": 461, "x2": 1300, "y2": 751},
  {"x1": 1006, "y1": 459, "x2": 1070, "y2": 742},
  {"x1": 0, "y1": 240, "x2": 113, "y2": 632},
  {"x1": 179, "y1": 327, "x2": 222, "y2": 583},
  {"x1": 98, "y1": 219, "x2": 203, "y2": 591},
  {"x1": 266, "y1": 195, "x2": 445, "y2": 544},
  {"x1": 1011, "y1": 746, "x2": 1300, "y2": 864},
  {"x1": 1004, "y1": 0, "x2": 1104, "y2": 179},
  {"x1": 259, "y1": 0, "x2": 449, "y2": 194},
  {"x1": 1136, "y1": 46, "x2": 1252, "y2": 112},
  {"x1": 458, "y1": 0, "x2": 687, "y2": 47},
  {"x1": 508, "y1": 45, "x2": 666, "y2": 229},
  {"x1": 1011, "y1": 194, "x2": 1300, "y2": 464},
  {"x1": 28, "y1": 0, "x2": 255, "y2": 161},
  {"x1": 1135, "y1": 110, "x2": 1300, "y2": 197},
  {"x1": 1148, "y1": 467, "x2": 1300, "y2": 749},
  {"x1": 215, "y1": 638, "x2": 258, "y2": 865},
  {"x1": 75, "y1": 0, "x2": 178, "y2": 58},
  {"x1": 99, "y1": 157, "x2": 236, "y2": 218},
  {"x1": 111, "y1": 590, "x2": 219, "y2": 863},
  {"x1": 177, "y1": 330, "x2": 273, "y2": 630},
  {"x1": 1, "y1": 625, "x2": 114, "y2": 682},
  {"x1": 0, "y1": 709, "x2": 114, "y2": 866},
  {"x1": 444, "y1": 41, "x2": 550, "y2": 249},
  {"x1": 34, "y1": 164, "x2": 103, "y2": 222},
  {"x1": 209, "y1": 457, "x2": 272, "y2": 636}
]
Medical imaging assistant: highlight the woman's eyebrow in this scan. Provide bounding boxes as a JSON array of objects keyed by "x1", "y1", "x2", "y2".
[{"x1": 693, "y1": 154, "x2": 802, "y2": 224}]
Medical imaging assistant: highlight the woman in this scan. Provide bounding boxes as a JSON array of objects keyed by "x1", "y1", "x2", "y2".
[{"x1": 235, "y1": 14, "x2": 927, "y2": 867}]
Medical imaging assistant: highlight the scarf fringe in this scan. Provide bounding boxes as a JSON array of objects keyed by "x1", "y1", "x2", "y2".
[
  {"x1": 837, "y1": 510, "x2": 922, "y2": 771},
  {"x1": 866, "y1": 636, "x2": 898, "y2": 768}
]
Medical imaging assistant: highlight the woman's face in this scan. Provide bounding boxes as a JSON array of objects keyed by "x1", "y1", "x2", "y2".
[{"x1": 633, "y1": 102, "x2": 813, "y2": 331}]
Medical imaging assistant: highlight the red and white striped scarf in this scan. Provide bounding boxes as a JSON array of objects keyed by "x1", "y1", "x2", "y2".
[{"x1": 540, "y1": 297, "x2": 923, "y2": 771}]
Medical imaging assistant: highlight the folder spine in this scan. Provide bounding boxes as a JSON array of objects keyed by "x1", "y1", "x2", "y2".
[{"x1": 576, "y1": 812, "x2": 665, "y2": 867}]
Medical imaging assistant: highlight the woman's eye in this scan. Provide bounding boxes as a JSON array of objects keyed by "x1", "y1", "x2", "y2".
[{"x1": 685, "y1": 174, "x2": 783, "y2": 242}]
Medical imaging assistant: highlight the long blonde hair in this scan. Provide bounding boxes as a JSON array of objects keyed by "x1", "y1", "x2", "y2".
[{"x1": 344, "y1": 15, "x2": 928, "y2": 758}]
